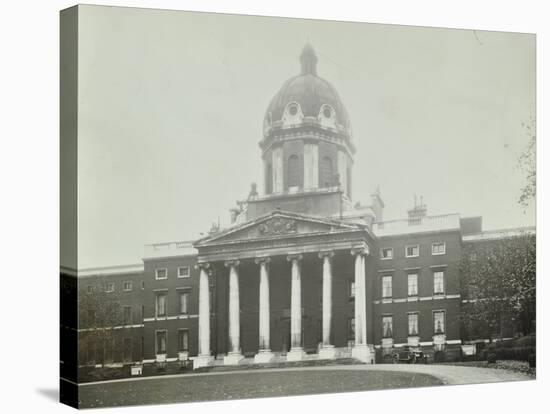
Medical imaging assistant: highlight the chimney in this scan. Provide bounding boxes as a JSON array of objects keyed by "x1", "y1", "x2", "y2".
[
  {"x1": 370, "y1": 185, "x2": 385, "y2": 222},
  {"x1": 407, "y1": 195, "x2": 427, "y2": 225}
]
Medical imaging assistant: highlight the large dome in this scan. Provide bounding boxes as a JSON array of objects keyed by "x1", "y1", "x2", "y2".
[{"x1": 264, "y1": 44, "x2": 351, "y2": 136}]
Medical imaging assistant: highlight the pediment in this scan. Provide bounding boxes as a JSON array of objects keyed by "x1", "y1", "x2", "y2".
[{"x1": 196, "y1": 211, "x2": 360, "y2": 246}]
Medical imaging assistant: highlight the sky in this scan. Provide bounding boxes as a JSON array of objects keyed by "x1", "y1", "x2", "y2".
[{"x1": 75, "y1": 5, "x2": 536, "y2": 269}]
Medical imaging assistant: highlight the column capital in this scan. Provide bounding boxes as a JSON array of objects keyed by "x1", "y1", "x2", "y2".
[
  {"x1": 195, "y1": 262, "x2": 210, "y2": 271},
  {"x1": 318, "y1": 250, "x2": 334, "y2": 259},
  {"x1": 254, "y1": 256, "x2": 271, "y2": 265},
  {"x1": 286, "y1": 253, "x2": 303, "y2": 262},
  {"x1": 351, "y1": 244, "x2": 370, "y2": 256},
  {"x1": 224, "y1": 259, "x2": 240, "y2": 268}
]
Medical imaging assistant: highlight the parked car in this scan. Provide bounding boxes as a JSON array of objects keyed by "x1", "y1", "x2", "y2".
[{"x1": 392, "y1": 345, "x2": 427, "y2": 364}]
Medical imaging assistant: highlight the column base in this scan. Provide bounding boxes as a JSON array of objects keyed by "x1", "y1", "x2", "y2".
[
  {"x1": 318, "y1": 345, "x2": 337, "y2": 360},
  {"x1": 223, "y1": 352, "x2": 244, "y2": 366},
  {"x1": 192, "y1": 355, "x2": 215, "y2": 370},
  {"x1": 286, "y1": 347, "x2": 306, "y2": 362},
  {"x1": 254, "y1": 349, "x2": 275, "y2": 364},
  {"x1": 352, "y1": 344, "x2": 374, "y2": 364}
]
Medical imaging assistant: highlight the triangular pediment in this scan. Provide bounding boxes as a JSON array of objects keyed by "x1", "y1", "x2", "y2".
[{"x1": 195, "y1": 211, "x2": 361, "y2": 246}]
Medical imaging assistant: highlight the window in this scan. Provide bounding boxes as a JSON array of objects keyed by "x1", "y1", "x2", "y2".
[
  {"x1": 434, "y1": 271, "x2": 445, "y2": 295},
  {"x1": 380, "y1": 247, "x2": 393, "y2": 260},
  {"x1": 405, "y1": 245, "x2": 420, "y2": 258},
  {"x1": 408, "y1": 273, "x2": 418, "y2": 296},
  {"x1": 178, "y1": 266, "x2": 190, "y2": 278},
  {"x1": 141, "y1": 281, "x2": 145, "y2": 289},
  {"x1": 408, "y1": 313, "x2": 419, "y2": 336},
  {"x1": 155, "y1": 268, "x2": 168, "y2": 280},
  {"x1": 349, "y1": 280, "x2": 356, "y2": 299},
  {"x1": 123, "y1": 338, "x2": 132, "y2": 362},
  {"x1": 156, "y1": 330, "x2": 167, "y2": 354},
  {"x1": 123, "y1": 281, "x2": 133, "y2": 291},
  {"x1": 86, "y1": 285, "x2": 94, "y2": 294},
  {"x1": 434, "y1": 311, "x2": 445, "y2": 334},
  {"x1": 320, "y1": 156, "x2": 333, "y2": 187},
  {"x1": 105, "y1": 282, "x2": 115, "y2": 293},
  {"x1": 178, "y1": 329, "x2": 189, "y2": 352},
  {"x1": 155, "y1": 292, "x2": 167, "y2": 317},
  {"x1": 123, "y1": 306, "x2": 132, "y2": 325},
  {"x1": 179, "y1": 291, "x2": 189, "y2": 314},
  {"x1": 382, "y1": 275, "x2": 392, "y2": 298},
  {"x1": 382, "y1": 315, "x2": 393, "y2": 338},
  {"x1": 287, "y1": 154, "x2": 301, "y2": 188},
  {"x1": 432, "y1": 242, "x2": 446, "y2": 255},
  {"x1": 347, "y1": 318, "x2": 355, "y2": 341}
]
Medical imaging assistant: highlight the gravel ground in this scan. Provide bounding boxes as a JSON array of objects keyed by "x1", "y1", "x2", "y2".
[{"x1": 437, "y1": 360, "x2": 536, "y2": 377}]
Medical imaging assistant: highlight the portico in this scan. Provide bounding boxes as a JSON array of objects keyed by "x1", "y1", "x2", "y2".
[{"x1": 192, "y1": 210, "x2": 375, "y2": 369}]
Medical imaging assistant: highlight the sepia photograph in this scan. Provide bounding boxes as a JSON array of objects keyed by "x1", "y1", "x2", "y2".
[{"x1": 59, "y1": 4, "x2": 536, "y2": 409}]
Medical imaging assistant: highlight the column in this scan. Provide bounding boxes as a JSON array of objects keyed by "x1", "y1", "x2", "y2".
[
  {"x1": 319, "y1": 251, "x2": 336, "y2": 359},
  {"x1": 351, "y1": 246, "x2": 373, "y2": 363},
  {"x1": 254, "y1": 257, "x2": 275, "y2": 363},
  {"x1": 193, "y1": 262, "x2": 214, "y2": 369},
  {"x1": 286, "y1": 254, "x2": 305, "y2": 361},
  {"x1": 224, "y1": 260, "x2": 244, "y2": 365}
]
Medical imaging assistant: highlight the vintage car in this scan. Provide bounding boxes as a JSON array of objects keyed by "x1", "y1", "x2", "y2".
[{"x1": 391, "y1": 345, "x2": 427, "y2": 364}]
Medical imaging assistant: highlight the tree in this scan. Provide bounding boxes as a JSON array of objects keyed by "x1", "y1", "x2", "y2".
[
  {"x1": 460, "y1": 233, "x2": 536, "y2": 339},
  {"x1": 518, "y1": 119, "x2": 536, "y2": 208},
  {"x1": 79, "y1": 278, "x2": 122, "y2": 366}
]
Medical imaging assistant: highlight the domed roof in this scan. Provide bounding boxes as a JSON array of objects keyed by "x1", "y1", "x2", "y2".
[{"x1": 264, "y1": 44, "x2": 351, "y2": 135}]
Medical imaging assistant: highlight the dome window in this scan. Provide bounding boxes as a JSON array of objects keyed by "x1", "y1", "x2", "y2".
[
  {"x1": 282, "y1": 102, "x2": 303, "y2": 126},
  {"x1": 319, "y1": 104, "x2": 336, "y2": 129},
  {"x1": 323, "y1": 107, "x2": 332, "y2": 118},
  {"x1": 289, "y1": 105, "x2": 298, "y2": 116}
]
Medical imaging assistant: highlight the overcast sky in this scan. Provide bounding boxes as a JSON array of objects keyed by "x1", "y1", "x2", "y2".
[{"x1": 76, "y1": 5, "x2": 535, "y2": 269}]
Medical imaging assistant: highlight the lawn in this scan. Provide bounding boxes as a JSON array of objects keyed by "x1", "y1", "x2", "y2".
[{"x1": 79, "y1": 369, "x2": 442, "y2": 408}]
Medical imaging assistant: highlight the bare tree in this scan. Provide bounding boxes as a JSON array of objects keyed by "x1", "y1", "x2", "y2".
[{"x1": 518, "y1": 118, "x2": 536, "y2": 208}]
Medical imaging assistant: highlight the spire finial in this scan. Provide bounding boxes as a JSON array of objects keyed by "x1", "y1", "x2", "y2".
[{"x1": 300, "y1": 43, "x2": 318, "y2": 76}]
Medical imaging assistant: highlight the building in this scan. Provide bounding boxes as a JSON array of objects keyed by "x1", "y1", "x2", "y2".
[{"x1": 63, "y1": 44, "x2": 535, "y2": 376}]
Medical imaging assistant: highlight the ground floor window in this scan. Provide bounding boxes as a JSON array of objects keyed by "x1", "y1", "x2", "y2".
[
  {"x1": 123, "y1": 338, "x2": 132, "y2": 362},
  {"x1": 434, "y1": 311, "x2": 446, "y2": 334},
  {"x1": 382, "y1": 315, "x2": 393, "y2": 338},
  {"x1": 408, "y1": 313, "x2": 419, "y2": 336},
  {"x1": 347, "y1": 318, "x2": 355, "y2": 341},
  {"x1": 156, "y1": 330, "x2": 167, "y2": 354},
  {"x1": 178, "y1": 329, "x2": 189, "y2": 352}
]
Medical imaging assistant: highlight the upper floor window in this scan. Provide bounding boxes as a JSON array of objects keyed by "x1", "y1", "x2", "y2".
[
  {"x1": 155, "y1": 268, "x2": 168, "y2": 280},
  {"x1": 320, "y1": 156, "x2": 334, "y2": 188},
  {"x1": 382, "y1": 275, "x2": 392, "y2": 298},
  {"x1": 179, "y1": 291, "x2": 190, "y2": 314},
  {"x1": 178, "y1": 266, "x2": 190, "y2": 278},
  {"x1": 408, "y1": 273, "x2": 418, "y2": 296},
  {"x1": 432, "y1": 242, "x2": 446, "y2": 255},
  {"x1": 105, "y1": 282, "x2": 115, "y2": 293},
  {"x1": 434, "y1": 271, "x2": 445, "y2": 295},
  {"x1": 287, "y1": 154, "x2": 301, "y2": 189},
  {"x1": 408, "y1": 313, "x2": 419, "y2": 336},
  {"x1": 155, "y1": 292, "x2": 167, "y2": 317},
  {"x1": 406, "y1": 245, "x2": 420, "y2": 258},
  {"x1": 382, "y1": 315, "x2": 393, "y2": 338},
  {"x1": 123, "y1": 281, "x2": 133, "y2": 291},
  {"x1": 123, "y1": 305, "x2": 132, "y2": 325},
  {"x1": 380, "y1": 247, "x2": 393, "y2": 260},
  {"x1": 434, "y1": 311, "x2": 446, "y2": 334}
]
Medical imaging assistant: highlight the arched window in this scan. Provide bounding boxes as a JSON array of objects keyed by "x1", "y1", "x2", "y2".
[
  {"x1": 320, "y1": 156, "x2": 333, "y2": 187},
  {"x1": 287, "y1": 155, "x2": 301, "y2": 188},
  {"x1": 265, "y1": 163, "x2": 273, "y2": 194}
]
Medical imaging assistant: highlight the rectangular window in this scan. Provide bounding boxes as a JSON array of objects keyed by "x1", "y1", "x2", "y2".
[
  {"x1": 382, "y1": 315, "x2": 393, "y2": 338},
  {"x1": 155, "y1": 292, "x2": 167, "y2": 317},
  {"x1": 155, "y1": 268, "x2": 168, "y2": 280},
  {"x1": 123, "y1": 338, "x2": 132, "y2": 362},
  {"x1": 105, "y1": 282, "x2": 115, "y2": 293},
  {"x1": 141, "y1": 281, "x2": 145, "y2": 289},
  {"x1": 432, "y1": 242, "x2": 446, "y2": 255},
  {"x1": 179, "y1": 291, "x2": 189, "y2": 314},
  {"x1": 123, "y1": 281, "x2": 133, "y2": 291},
  {"x1": 434, "y1": 271, "x2": 445, "y2": 295},
  {"x1": 405, "y1": 245, "x2": 420, "y2": 258},
  {"x1": 86, "y1": 285, "x2": 94, "y2": 294},
  {"x1": 347, "y1": 318, "x2": 355, "y2": 340},
  {"x1": 434, "y1": 311, "x2": 445, "y2": 334},
  {"x1": 382, "y1": 275, "x2": 392, "y2": 298},
  {"x1": 408, "y1": 273, "x2": 418, "y2": 296},
  {"x1": 156, "y1": 330, "x2": 167, "y2": 354},
  {"x1": 408, "y1": 313, "x2": 419, "y2": 336},
  {"x1": 349, "y1": 280, "x2": 356, "y2": 299},
  {"x1": 178, "y1": 266, "x2": 190, "y2": 278},
  {"x1": 380, "y1": 247, "x2": 393, "y2": 260},
  {"x1": 123, "y1": 306, "x2": 132, "y2": 325},
  {"x1": 178, "y1": 329, "x2": 189, "y2": 352}
]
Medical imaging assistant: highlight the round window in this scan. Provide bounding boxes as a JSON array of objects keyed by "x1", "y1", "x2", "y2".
[
  {"x1": 323, "y1": 107, "x2": 332, "y2": 118},
  {"x1": 288, "y1": 105, "x2": 298, "y2": 116}
]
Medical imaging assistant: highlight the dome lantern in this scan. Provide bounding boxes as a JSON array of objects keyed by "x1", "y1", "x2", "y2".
[{"x1": 300, "y1": 43, "x2": 318, "y2": 76}]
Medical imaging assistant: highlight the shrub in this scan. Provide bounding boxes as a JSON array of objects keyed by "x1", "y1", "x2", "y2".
[
  {"x1": 528, "y1": 353, "x2": 536, "y2": 368},
  {"x1": 487, "y1": 353, "x2": 497, "y2": 364}
]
